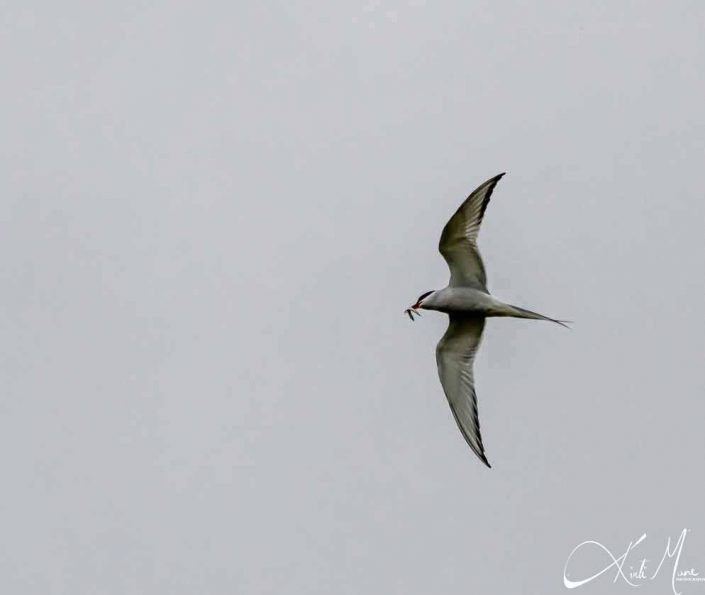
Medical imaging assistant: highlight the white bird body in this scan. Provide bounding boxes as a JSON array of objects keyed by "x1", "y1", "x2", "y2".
[
  {"x1": 421, "y1": 287, "x2": 512, "y2": 315},
  {"x1": 406, "y1": 173, "x2": 568, "y2": 468},
  {"x1": 422, "y1": 286, "x2": 566, "y2": 322}
]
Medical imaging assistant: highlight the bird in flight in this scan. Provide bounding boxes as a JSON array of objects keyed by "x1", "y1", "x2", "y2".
[{"x1": 405, "y1": 173, "x2": 568, "y2": 467}]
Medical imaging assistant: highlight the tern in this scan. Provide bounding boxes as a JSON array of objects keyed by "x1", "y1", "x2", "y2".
[{"x1": 406, "y1": 173, "x2": 568, "y2": 467}]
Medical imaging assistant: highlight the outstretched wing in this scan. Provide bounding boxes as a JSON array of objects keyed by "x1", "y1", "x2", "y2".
[
  {"x1": 435, "y1": 314, "x2": 490, "y2": 467},
  {"x1": 438, "y1": 173, "x2": 505, "y2": 290}
]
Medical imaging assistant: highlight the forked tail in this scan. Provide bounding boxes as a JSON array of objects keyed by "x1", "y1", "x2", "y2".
[{"x1": 505, "y1": 305, "x2": 571, "y2": 328}]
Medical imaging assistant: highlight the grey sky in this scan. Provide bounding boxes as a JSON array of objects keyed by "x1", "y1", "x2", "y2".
[{"x1": 1, "y1": 2, "x2": 704, "y2": 594}]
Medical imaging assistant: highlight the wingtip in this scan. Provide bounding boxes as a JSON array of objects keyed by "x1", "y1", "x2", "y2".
[{"x1": 487, "y1": 172, "x2": 506, "y2": 187}]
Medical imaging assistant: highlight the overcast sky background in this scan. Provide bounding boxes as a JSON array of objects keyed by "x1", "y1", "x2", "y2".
[{"x1": 1, "y1": 2, "x2": 704, "y2": 594}]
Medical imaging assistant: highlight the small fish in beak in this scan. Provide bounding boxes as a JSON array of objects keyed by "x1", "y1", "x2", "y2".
[{"x1": 404, "y1": 306, "x2": 422, "y2": 321}]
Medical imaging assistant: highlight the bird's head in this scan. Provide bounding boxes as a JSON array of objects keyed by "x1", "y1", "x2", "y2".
[{"x1": 404, "y1": 290, "x2": 435, "y2": 321}]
